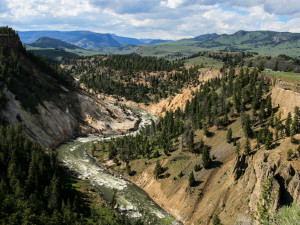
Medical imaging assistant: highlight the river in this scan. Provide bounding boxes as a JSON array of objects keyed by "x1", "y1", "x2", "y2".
[{"x1": 56, "y1": 106, "x2": 180, "y2": 224}]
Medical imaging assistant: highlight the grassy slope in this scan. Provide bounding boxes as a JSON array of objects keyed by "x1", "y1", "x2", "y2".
[
  {"x1": 263, "y1": 70, "x2": 300, "y2": 83},
  {"x1": 184, "y1": 56, "x2": 223, "y2": 68}
]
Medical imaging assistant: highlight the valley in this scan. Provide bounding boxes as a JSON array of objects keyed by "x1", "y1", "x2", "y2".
[{"x1": 0, "y1": 26, "x2": 299, "y2": 225}]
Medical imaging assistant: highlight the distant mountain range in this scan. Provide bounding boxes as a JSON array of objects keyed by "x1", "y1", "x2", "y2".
[
  {"x1": 18, "y1": 30, "x2": 172, "y2": 49},
  {"x1": 20, "y1": 30, "x2": 300, "y2": 61}
]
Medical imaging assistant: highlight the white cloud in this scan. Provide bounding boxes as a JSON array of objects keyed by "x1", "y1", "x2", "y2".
[
  {"x1": 160, "y1": 0, "x2": 189, "y2": 9},
  {"x1": 1, "y1": 0, "x2": 300, "y2": 39}
]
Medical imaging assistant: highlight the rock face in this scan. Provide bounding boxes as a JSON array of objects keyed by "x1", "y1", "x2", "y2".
[
  {"x1": 145, "y1": 68, "x2": 222, "y2": 116},
  {"x1": 130, "y1": 139, "x2": 299, "y2": 225},
  {"x1": 125, "y1": 78, "x2": 300, "y2": 224},
  {"x1": 2, "y1": 87, "x2": 139, "y2": 148},
  {"x1": 271, "y1": 86, "x2": 300, "y2": 117}
]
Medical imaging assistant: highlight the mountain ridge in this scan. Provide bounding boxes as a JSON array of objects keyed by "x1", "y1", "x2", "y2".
[
  {"x1": 18, "y1": 30, "x2": 172, "y2": 48},
  {"x1": 31, "y1": 36, "x2": 83, "y2": 49}
]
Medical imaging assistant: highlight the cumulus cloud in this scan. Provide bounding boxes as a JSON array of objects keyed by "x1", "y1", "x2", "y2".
[{"x1": 0, "y1": 0, "x2": 300, "y2": 39}]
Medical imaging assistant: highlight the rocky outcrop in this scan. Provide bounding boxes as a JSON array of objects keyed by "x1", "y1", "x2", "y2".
[
  {"x1": 274, "y1": 79, "x2": 300, "y2": 93},
  {"x1": 1, "y1": 86, "x2": 139, "y2": 148}
]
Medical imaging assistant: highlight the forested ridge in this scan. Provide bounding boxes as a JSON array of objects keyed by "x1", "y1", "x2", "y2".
[
  {"x1": 0, "y1": 117, "x2": 124, "y2": 224},
  {"x1": 90, "y1": 65, "x2": 299, "y2": 224},
  {"x1": 62, "y1": 55, "x2": 201, "y2": 103},
  {"x1": 93, "y1": 66, "x2": 299, "y2": 176},
  {"x1": 0, "y1": 27, "x2": 74, "y2": 113}
]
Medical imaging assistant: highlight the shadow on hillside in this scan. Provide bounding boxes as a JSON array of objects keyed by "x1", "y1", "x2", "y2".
[
  {"x1": 206, "y1": 131, "x2": 215, "y2": 137},
  {"x1": 232, "y1": 136, "x2": 241, "y2": 143},
  {"x1": 194, "y1": 180, "x2": 203, "y2": 187},
  {"x1": 209, "y1": 160, "x2": 223, "y2": 169}
]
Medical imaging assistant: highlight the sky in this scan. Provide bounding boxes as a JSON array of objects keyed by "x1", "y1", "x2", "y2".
[{"x1": 1, "y1": 0, "x2": 300, "y2": 40}]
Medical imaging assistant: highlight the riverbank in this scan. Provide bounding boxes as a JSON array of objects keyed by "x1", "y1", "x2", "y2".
[{"x1": 55, "y1": 106, "x2": 180, "y2": 225}]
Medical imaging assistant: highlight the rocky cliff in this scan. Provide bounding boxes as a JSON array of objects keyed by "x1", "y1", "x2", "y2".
[{"x1": 1, "y1": 86, "x2": 139, "y2": 148}]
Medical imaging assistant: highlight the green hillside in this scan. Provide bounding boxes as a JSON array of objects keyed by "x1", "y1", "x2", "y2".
[
  {"x1": 25, "y1": 45, "x2": 101, "y2": 61},
  {"x1": 96, "y1": 30, "x2": 300, "y2": 59}
]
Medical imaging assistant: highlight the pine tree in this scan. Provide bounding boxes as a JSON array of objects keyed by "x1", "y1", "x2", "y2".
[
  {"x1": 212, "y1": 215, "x2": 222, "y2": 225},
  {"x1": 242, "y1": 114, "x2": 252, "y2": 138},
  {"x1": 245, "y1": 138, "x2": 251, "y2": 155},
  {"x1": 266, "y1": 95, "x2": 272, "y2": 116},
  {"x1": 292, "y1": 106, "x2": 299, "y2": 133},
  {"x1": 188, "y1": 172, "x2": 196, "y2": 187},
  {"x1": 154, "y1": 161, "x2": 163, "y2": 179},
  {"x1": 259, "y1": 101, "x2": 265, "y2": 122},
  {"x1": 285, "y1": 112, "x2": 292, "y2": 137},
  {"x1": 202, "y1": 146, "x2": 211, "y2": 169},
  {"x1": 258, "y1": 60, "x2": 265, "y2": 72},
  {"x1": 269, "y1": 111, "x2": 274, "y2": 127},
  {"x1": 188, "y1": 130, "x2": 195, "y2": 153},
  {"x1": 287, "y1": 149, "x2": 293, "y2": 161},
  {"x1": 265, "y1": 131, "x2": 272, "y2": 150},
  {"x1": 203, "y1": 123, "x2": 209, "y2": 137},
  {"x1": 226, "y1": 128, "x2": 232, "y2": 143}
]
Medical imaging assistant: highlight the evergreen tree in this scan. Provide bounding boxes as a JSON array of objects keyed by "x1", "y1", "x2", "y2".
[
  {"x1": 202, "y1": 146, "x2": 211, "y2": 169},
  {"x1": 188, "y1": 130, "x2": 195, "y2": 153},
  {"x1": 226, "y1": 128, "x2": 233, "y2": 143},
  {"x1": 266, "y1": 95, "x2": 272, "y2": 116},
  {"x1": 242, "y1": 114, "x2": 252, "y2": 138},
  {"x1": 259, "y1": 101, "x2": 265, "y2": 122},
  {"x1": 258, "y1": 60, "x2": 265, "y2": 72},
  {"x1": 292, "y1": 106, "x2": 299, "y2": 133},
  {"x1": 285, "y1": 112, "x2": 292, "y2": 137},
  {"x1": 154, "y1": 161, "x2": 163, "y2": 179},
  {"x1": 188, "y1": 172, "x2": 196, "y2": 187},
  {"x1": 245, "y1": 138, "x2": 251, "y2": 155},
  {"x1": 265, "y1": 131, "x2": 272, "y2": 150},
  {"x1": 194, "y1": 164, "x2": 201, "y2": 172},
  {"x1": 212, "y1": 215, "x2": 222, "y2": 225},
  {"x1": 203, "y1": 123, "x2": 209, "y2": 137},
  {"x1": 287, "y1": 149, "x2": 293, "y2": 161}
]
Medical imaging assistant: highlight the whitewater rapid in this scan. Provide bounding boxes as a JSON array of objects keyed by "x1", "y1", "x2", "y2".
[{"x1": 56, "y1": 106, "x2": 180, "y2": 224}]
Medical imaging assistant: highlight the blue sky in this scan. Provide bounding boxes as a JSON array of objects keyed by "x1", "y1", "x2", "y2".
[{"x1": 0, "y1": 0, "x2": 300, "y2": 39}]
